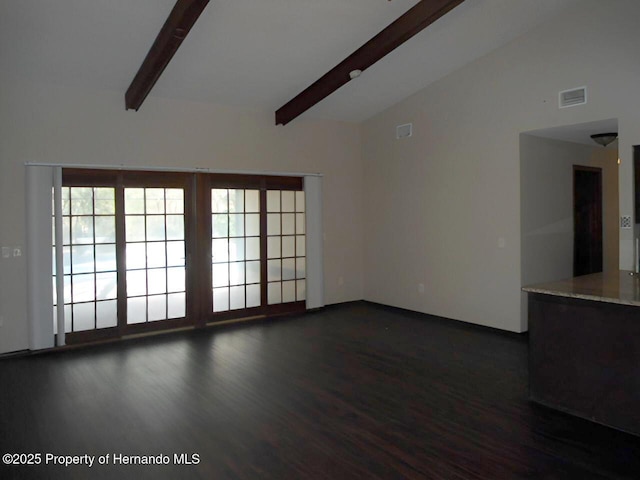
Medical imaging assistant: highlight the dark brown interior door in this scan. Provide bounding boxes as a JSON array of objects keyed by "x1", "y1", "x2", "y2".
[{"x1": 573, "y1": 166, "x2": 603, "y2": 276}]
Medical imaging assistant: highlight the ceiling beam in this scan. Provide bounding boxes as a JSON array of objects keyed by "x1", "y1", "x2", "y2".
[
  {"x1": 125, "y1": 0, "x2": 210, "y2": 111},
  {"x1": 275, "y1": 0, "x2": 465, "y2": 126}
]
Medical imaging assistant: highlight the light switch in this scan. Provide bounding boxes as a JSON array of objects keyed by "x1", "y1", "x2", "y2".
[
  {"x1": 1, "y1": 247, "x2": 9, "y2": 258},
  {"x1": 498, "y1": 237, "x2": 506, "y2": 249}
]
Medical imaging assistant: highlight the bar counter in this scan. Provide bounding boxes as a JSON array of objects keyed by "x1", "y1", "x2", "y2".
[
  {"x1": 523, "y1": 270, "x2": 640, "y2": 307},
  {"x1": 523, "y1": 271, "x2": 640, "y2": 437}
]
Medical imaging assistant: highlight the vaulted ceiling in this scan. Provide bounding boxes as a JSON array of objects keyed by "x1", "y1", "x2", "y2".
[{"x1": 1, "y1": 0, "x2": 580, "y2": 123}]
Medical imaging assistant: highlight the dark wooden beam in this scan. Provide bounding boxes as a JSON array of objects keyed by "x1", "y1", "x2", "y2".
[
  {"x1": 125, "y1": 0, "x2": 210, "y2": 111},
  {"x1": 275, "y1": 0, "x2": 465, "y2": 126}
]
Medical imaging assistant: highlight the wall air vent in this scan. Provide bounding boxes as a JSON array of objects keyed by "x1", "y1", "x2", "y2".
[
  {"x1": 396, "y1": 123, "x2": 412, "y2": 139},
  {"x1": 559, "y1": 86, "x2": 587, "y2": 108}
]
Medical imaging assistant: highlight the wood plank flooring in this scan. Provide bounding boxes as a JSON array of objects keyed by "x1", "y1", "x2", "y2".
[{"x1": 1, "y1": 301, "x2": 640, "y2": 479}]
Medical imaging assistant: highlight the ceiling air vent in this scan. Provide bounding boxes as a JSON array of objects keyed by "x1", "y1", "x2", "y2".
[
  {"x1": 396, "y1": 123, "x2": 412, "y2": 139},
  {"x1": 559, "y1": 86, "x2": 587, "y2": 108}
]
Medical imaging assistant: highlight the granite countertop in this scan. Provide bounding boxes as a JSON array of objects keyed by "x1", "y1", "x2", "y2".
[{"x1": 522, "y1": 270, "x2": 640, "y2": 307}]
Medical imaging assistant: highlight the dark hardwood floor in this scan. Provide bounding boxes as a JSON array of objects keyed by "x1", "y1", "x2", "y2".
[{"x1": 1, "y1": 302, "x2": 640, "y2": 479}]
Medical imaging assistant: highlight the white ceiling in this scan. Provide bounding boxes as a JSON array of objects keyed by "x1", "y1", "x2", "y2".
[
  {"x1": 526, "y1": 118, "x2": 619, "y2": 148},
  {"x1": 0, "y1": 0, "x2": 581, "y2": 123}
]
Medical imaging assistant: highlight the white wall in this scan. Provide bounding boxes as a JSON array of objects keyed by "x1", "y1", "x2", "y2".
[
  {"x1": 0, "y1": 79, "x2": 364, "y2": 354},
  {"x1": 362, "y1": 0, "x2": 640, "y2": 332},
  {"x1": 590, "y1": 146, "x2": 620, "y2": 272},
  {"x1": 520, "y1": 135, "x2": 581, "y2": 286}
]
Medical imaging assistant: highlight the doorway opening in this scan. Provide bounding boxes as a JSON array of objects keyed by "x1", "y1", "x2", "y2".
[
  {"x1": 52, "y1": 169, "x2": 307, "y2": 345},
  {"x1": 519, "y1": 117, "x2": 619, "y2": 330}
]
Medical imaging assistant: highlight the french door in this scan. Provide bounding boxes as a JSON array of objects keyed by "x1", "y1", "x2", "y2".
[{"x1": 53, "y1": 170, "x2": 305, "y2": 344}]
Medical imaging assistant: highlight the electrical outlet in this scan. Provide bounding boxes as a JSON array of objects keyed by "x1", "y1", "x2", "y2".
[
  {"x1": 13, "y1": 247, "x2": 22, "y2": 257},
  {"x1": 338, "y1": 276, "x2": 344, "y2": 286}
]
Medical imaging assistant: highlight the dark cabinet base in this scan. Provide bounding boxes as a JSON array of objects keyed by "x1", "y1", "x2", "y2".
[{"x1": 528, "y1": 293, "x2": 640, "y2": 436}]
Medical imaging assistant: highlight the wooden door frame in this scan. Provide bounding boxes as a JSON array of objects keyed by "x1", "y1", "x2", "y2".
[{"x1": 57, "y1": 169, "x2": 306, "y2": 346}]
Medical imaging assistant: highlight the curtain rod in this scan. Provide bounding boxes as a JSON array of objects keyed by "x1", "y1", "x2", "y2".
[{"x1": 24, "y1": 162, "x2": 323, "y2": 178}]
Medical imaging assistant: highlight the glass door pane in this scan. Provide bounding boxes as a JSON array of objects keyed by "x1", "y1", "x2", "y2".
[
  {"x1": 267, "y1": 190, "x2": 306, "y2": 305},
  {"x1": 53, "y1": 186, "x2": 117, "y2": 333},
  {"x1": 124, "y1": 188, "x2": 186, "y2": 324},
  {"x1": 211, "y1": 189, "x2": 261, "y2": 312}
]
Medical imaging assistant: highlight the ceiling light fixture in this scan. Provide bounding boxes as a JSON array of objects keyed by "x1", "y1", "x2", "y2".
[{"x1": 590, "y1": 132, "x2": 618, "y2": 147}]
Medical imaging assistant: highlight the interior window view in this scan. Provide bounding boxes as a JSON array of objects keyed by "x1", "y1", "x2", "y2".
[{"x1": 3, "y1": 1, "x2": 640, "y2": 479}]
